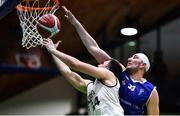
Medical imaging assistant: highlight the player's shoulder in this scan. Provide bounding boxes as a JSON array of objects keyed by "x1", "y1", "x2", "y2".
[
  {"x1": 144, "y1": 80, "x2": 155, "y2": 87},
  {"x1": 85, "y1": 79, "x2": 93, "y2": 87}
]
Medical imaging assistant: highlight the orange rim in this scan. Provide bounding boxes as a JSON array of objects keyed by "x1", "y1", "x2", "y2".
[{"x1": 16, "y1": 0, "x2": 60, "y2": 12}]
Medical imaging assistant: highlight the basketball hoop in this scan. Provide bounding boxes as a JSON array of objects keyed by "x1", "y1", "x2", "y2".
[{"x1": 16, "y1": 0, "x2": 60, "y2": 49}]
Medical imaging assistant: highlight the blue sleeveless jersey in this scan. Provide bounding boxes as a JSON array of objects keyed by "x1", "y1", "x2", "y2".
[{"x1": 118, "y1": 71, "x2": 155, "y2": 115}]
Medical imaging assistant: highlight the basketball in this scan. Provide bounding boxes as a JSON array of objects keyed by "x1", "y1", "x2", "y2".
[{"x1": 37, "y1": 14, "x2": 61, "y2": 38}]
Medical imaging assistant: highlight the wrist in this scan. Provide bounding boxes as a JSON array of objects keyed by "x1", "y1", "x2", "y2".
[
  {"x1": 49, "y1": 48, "x2": 57, "y2": 54},
  {"x1": 72, "y1": 20, "x2": 80, "y2": 26}
]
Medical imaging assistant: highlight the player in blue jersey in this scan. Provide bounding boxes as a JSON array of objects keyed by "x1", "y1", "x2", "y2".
[{"x1": 62, "y1": 6, "x2": 159, "y2": 115}]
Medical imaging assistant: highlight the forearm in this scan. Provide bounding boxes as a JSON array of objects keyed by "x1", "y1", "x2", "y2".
[
  {"x1": 52, "y1": 54, "x2": 87, "y2": 93},
  {"x1": 63, "y1": 6, "x2": 111, "y2": 63},
  {"x1": 73, "y1": 21, "x2": 99, "y2": 50},
  {"x1": 51, "y1": 49, "x2": 106, "y2": 80},
  {"x1": 73, "y1": 22, "x2": 111, "y2": 63},
  {"x1": 63, "y1": 5, "x2": 98, "y2": 49},
  {"x1": 51, "y1": 49, "x2": 80, "y2": 70},
  {"x1": 64, "y1": 6, "x2": 99, "y2": 50},
  {"x1": 52, "y1": 54, "x2": 71, "y2": 74}
]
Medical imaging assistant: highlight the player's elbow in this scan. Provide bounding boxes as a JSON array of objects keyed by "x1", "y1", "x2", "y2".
[{"x1": 89, "y1": 46, "x2": 99, "y2": 53}]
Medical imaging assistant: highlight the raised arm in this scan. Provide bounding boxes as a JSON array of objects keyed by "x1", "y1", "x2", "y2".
[
  {"x1": 43, "y1": 38, "x2": 116, "y2": 85},
  {"x1": 62, "y1": 6, "x2": 111, "y2": 64},
  {"x1": 48, "y1": 40, "x2": 90, "y2": 93},
  {"x1": 52, "y1": 54, "x2": 90, "y2": 94}
]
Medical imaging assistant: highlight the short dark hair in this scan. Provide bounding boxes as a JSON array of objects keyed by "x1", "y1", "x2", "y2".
[{"x1": 108, "y1": 59, "x2": 123, "y2": 77}]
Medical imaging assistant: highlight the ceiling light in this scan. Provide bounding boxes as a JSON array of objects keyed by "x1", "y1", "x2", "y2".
[{"x1": 120, "y1": 27, "x2": 138, "y2": 36}]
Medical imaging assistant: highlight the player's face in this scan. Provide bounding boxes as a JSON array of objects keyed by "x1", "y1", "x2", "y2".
[
  {"x1": 126, "y1": 54, "x2": 144, "y2": 70},
  {"x1": 98, "y1": 60, "x2": 110, "y2": 68}
]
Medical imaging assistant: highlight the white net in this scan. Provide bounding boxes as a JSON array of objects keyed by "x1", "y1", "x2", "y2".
[{"x1": 16, "y1": 0, "x2": 59, "y2": 49}]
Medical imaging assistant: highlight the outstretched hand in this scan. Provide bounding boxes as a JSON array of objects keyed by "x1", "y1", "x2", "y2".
[
  {"x1": 62, "y1": 6, "x2": 77, "y2": 25},
  {"x1": 43, "y1": 38, "x2": 61, "y2": 52}
]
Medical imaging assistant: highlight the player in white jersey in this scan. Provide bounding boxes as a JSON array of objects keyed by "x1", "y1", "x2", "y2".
[
  {"x1": 43, "y1": 38, "x2": 124, "y2": 115},
  {"x1": 87, "y1": 77, "x2": 122, "y2": 115}
]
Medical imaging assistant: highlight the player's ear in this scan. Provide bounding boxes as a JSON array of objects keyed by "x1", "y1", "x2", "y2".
[{"x1": 140, "y1": 63, "x2": 146, "y2": 71}]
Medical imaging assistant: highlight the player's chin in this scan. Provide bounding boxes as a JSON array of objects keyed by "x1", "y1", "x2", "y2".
[
  {"x1": 126, "y1": 65, "x2": 132, "y2": 69},
  {"x1": 126, "y1": 66, "x2": 135, "y2": 71}
]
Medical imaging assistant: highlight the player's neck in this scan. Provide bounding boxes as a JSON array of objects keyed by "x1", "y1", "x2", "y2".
[{"x1": 130, "y1": 71, "x2": 144, "y2": 81}]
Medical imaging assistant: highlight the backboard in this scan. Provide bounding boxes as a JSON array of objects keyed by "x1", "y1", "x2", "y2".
[{"x1": 0, "y1": 0, "x2": 21, "y2": 20}]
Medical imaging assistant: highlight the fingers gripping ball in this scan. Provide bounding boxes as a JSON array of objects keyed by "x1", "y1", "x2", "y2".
[{"x1": 37, "y1": 14, "x2": 61, "y2": 38}]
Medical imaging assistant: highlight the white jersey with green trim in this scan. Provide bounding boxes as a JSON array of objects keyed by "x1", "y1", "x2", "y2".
[{"x1": 87, "y1": 79, "x2": 124, "y2": 116}]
